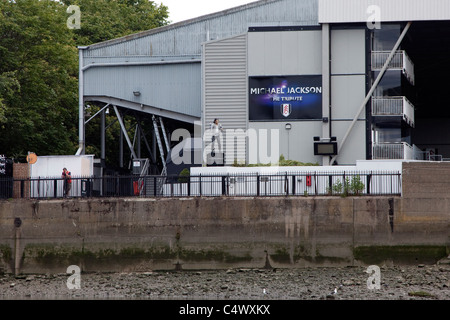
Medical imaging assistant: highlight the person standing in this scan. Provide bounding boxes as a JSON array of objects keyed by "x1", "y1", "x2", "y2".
[
  {"x1": 62, "y1": 167, "x2": 72, "y2": 198},
  {"x1": 210, "y1": 118, "x2": 223, "y2": 153}
]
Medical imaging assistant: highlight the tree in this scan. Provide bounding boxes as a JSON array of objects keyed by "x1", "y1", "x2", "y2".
[
  {"x1": 0, "y1": 0, "x2": 79, "y2": 160},
  {"x1": 62, "y1": 0, "x2": 170, "y2": 169},
  {"x1": 0, "y1": 71, "x2": 20, "y2": 124},
  {"x1": 0, "y1": 0, "x2": 169, "y2": 162},
  {"x1": 62, "y1": 0, "x2": 169, "y2": 45}
]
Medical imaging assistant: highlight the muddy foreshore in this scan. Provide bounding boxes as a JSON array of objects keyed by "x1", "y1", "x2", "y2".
[{"x1": 1, "y1": 262, "x2": 450, "y2": 301}]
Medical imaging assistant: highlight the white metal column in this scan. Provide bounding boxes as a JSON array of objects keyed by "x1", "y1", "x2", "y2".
[
  {"x1": 76, "y1": 46, "x2": 88, "y2": 156},
  {"x1": 322, "y1": 23, "x2": 331, "y2": 166}
]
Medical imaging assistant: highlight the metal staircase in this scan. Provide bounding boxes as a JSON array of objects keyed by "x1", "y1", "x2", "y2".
[
  {"x1": 138, "y1": 158, "x2": 149, "y2": 196},
  {"x1": 127, "y1": 115, "x2": 172, "y2": 197}
]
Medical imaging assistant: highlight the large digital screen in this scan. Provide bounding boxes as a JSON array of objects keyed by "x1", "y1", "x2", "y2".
[{"x1": 249, "y1": 75, "x2": 323, "y2": 121}]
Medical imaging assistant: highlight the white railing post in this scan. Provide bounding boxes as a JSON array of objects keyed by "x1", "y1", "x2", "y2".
[
  {"x1": 372, "y1": 96, "x2": 415, "y2": 127},
  {"x1": 402, "y1": 51, "x2": 415, "y2": 85},
  {"x1": 372, "y1": 142, "x2": 416, "y2": 160},
  {"x1": 372, "y1": 50, "x2": 414, "y2": 85},
  {"x1": 402, "y1": 96, "x2": 415, "y2": 127},
  {"x1": 403, "y1": 142, "x2": 411, "y2": 160}
]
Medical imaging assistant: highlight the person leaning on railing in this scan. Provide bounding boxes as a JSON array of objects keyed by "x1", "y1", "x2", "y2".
[{"x1": 61, "y1": 167, "x2": 72, "y2": 198}]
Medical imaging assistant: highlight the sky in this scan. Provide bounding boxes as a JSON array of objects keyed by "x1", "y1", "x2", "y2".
[{"x1": 156, "y1": 0, "x2": 259, "y2": 24}]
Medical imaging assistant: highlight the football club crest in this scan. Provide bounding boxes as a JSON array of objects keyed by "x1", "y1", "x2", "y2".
[{"x1": 281, "y1": 104, "x2": 291, "y2": 117}]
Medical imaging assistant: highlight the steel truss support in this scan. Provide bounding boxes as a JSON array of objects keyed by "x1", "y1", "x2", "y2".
[
  {"x1": 114, "y1": 105, "x2": 138, "y2": 160},
  {"x1": 152, "y1": 115, "x2": 167, "y2": 175}
]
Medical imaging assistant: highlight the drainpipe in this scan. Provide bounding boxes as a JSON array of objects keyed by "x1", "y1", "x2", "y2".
[
  {"x1": 76, "y1": 46, "x2": 89, "y2": 156},
  {"x1": 322, "y1": 23, "x2": 331, "y2": 166},
  {"x1": 14, "y1": 218, "x2": 22, "y2": 276},
  {"x1": 330, "y1": 21, "x2": 412, "y2": 165}
]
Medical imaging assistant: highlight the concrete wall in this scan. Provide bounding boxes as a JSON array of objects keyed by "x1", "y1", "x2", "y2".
[
  {"x1": 0, "y1": 197, "x2": 446, "y2": 274},
  {"x1": 1, "y1": 161, "x2": 449, "y2": 275},
  {"x1": 0, "y1": 197, "x2": 387, "y2": 274},
  {"x1": 401, "y1": 161, "x2": 450, "y2": 224}
]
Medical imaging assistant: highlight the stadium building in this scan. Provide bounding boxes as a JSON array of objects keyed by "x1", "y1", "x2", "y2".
[{"x1": 77, "y1": 0, "x2": 450, "y2": 176}]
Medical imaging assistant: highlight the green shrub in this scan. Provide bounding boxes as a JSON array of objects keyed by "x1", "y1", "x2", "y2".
[
  {"x1": 350, "y1": 175, "x2": 365, "y2": 195},
  {"x1": 178, "y1": 168, "x2": 190, "y2": 183},
  {"x1": 329, "y1": 175, "x2": 365, "y2": 197}
]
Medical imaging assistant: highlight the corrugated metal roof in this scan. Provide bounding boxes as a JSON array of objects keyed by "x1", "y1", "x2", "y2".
[{"x1": 82, "y1": 0, "x2": 319, "y2": 60}]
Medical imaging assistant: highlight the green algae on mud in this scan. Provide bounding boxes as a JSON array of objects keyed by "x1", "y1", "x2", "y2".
[
  {"x1": 269, "y1": 245, "x2": 350, "y2": 265},
  {"x1": 0, "y1": 245, "x2": 12, "y2": 272},
  {"x1": 21, "y1": 243, "x2": 253, "y2": 269},
  {"x1": 353, "y1": 245, "x2": 448, "y2": 265}
]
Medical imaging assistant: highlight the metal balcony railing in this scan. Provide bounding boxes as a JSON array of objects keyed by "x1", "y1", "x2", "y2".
[
  {"x1": 371, "y1": 50, "x2": 415, "y2": 85},
  {"x1": 371, "y1": 96, "x2": 415, "y2": 127},
  {"x1": 372, "y1": 142, "x2": 415, "y2": 160}
]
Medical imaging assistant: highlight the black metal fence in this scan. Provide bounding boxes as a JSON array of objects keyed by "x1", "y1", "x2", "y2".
[{"x1": 2, "y1": 171, "x2": 402, "y2": 199}]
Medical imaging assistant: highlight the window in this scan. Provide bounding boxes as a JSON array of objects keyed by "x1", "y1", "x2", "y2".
[{"x1": 372, "y1": 24, "x2": 401, "y2": 51}]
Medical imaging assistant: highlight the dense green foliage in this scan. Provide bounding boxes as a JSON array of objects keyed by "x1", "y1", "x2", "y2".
[
  {"x1": 62, "y1": 0, "x2": 169, "y2": 45},
  {"x1": 0, "y1": 0, "x2": 169, "y2": 161}
]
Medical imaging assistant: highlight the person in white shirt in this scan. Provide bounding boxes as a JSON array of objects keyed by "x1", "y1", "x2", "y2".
[{"x1": 210, "y1": 118, "x2": 223, "y2": 153}]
